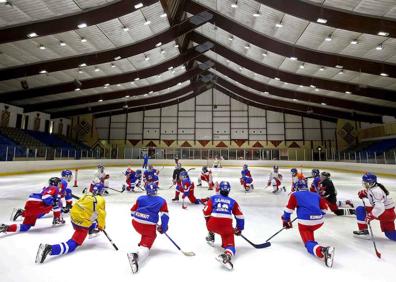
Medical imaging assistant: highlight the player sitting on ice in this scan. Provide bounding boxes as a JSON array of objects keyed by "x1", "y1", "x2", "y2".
[
  {"x1": 282, "y1": 179, "x2": 335, "y2": 268},
  {"x1": 35, "y1": 182, "x2": 106, "y2": 264},
  {"x1": 319, "y1": 172, "x2": 354, "y2": 216},
  {"x1": 1, "y1": 177, "x2": 65, "y2": 234},
  {"x1": 353, "y1": 173, "x2": 396, "y2": 241},
  {"x1": 172, "y1": 163, "x2": 186, "y2": 201},
  {"x1": 204, "y1": 181, "x2": 244, "y2": 270},
  {"x1": 310, "y1": 169, "x2": 321, "y2": 193},
  {"x1": 143, "y1": 164, "x2": 159, "y2": 182},
  {"x1": 240, "y1": 164, "x2": 254, "y2": 192},
  {"x1": 123, "y1": 168, "x2": 142, "y2": 192},
  {"x1": 197, "y1": 166, "x2": 215, "y2": 190},
  {"x1": 290, "y1": 168, "x2": 306, "y2": 192},
  {"x1": 59, "y1": 170, "x2": 73, "y2": 213},
  {"x1": 128, "y1": 183, "x2": 169, "y2": 274},
  {"x1": 267, "y1": 165, "x2": 285, "y2": 193}
]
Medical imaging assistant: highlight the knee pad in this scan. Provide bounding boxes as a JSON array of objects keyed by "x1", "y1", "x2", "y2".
[
  {"x1": 385, "y1": 231, "x2": 396, "y2": 241},
  {"x1": 66, "y1": 239, "x2": 79, "y2": 253},
  {"x1": 356, "y1": 206, "x2": 366, "y2": 221},
  {"x1": 20, "y1": 224, "x2": 32, "y2": 232}
]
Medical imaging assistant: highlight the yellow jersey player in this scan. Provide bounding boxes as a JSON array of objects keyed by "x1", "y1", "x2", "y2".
[{"x1": 35, "y1": 183, "x2": 106, "y2": 263}]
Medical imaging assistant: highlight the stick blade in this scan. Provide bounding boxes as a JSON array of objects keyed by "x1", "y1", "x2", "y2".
[
  {"x1": 254, "y1": 242, "x2": 271, "y2": 249},
  {"x1": 376, "y1": 251, "x2": 381, "y2": 259},
  {"x1": 182, "y1": 251, "x2": 196, "y2": 256}
]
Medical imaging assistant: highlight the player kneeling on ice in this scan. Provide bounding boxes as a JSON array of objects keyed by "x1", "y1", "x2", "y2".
[
  {"x1": 204, "y1": 181, "x2": 244, "y2": 270},
  {"x1": 123, "y1": 168, "x2": 142, "y2": 192},
  {"x1": 83, "y1": 164, "x2": 110, "y2": 194},
  {"x1": 240, "y1": 164, "x2": 254, "y2": 192},
  {"x1": 267, "y1": 165, "x2": 285, "y2": 193},
  {"x1": 59, "y1": 170, "x2": 73, "y2": 213},
  {"x1": 143, "y1": 164, "x2": 159, "y2": 183},
  {"x1": 128, "y1": 183, "x2": 169, "y2": 274},
  {"x1": 319, "y1": 172, "x2": 354, "y2": 216},
  {"x1": 290, "y1": 168, "x2": 306, "y2": 192},
  {"x1": 310, "y1": 169, "x2": 321, "y2": 193},
  {"x1": 1, "y1": 177, "x2": 65, "y2": 234},
  {"x1": 197, "y1": 166, "x2": 215, "y2": 190},
  {"x1": 35, "y1": 183, "x2": 106, "y2": 264},
  {"x1": 353, "y1": 173, "x2": 396, "y2": 241},
  {"x1": 281, "y1": 180, "x2": 335, "y2": 268},
  {"x1": 179, "y1": 171, "x2": 207, "y2": 209}
]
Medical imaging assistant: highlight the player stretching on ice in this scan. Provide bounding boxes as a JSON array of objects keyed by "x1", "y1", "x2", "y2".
[
  {"x1": 204, "y1": 181, "x2": 244, "y2": 270},
  {"x1": 172, "y1": 163, "x2": 186, "y2": 201},
  {"x1": 240, "y1": 164, "x2": 254, "y2": 192},
  {"x1": 282, "y1": 179, "x2": 335, "y2": 267},
  {"x1": 178, "y1": 171, "x2": 206, "y2": 209},
  {"x1": 197, "y1": 166, "x2": 215, "y2": 190},
  {"x1": 319, "y1": 172, "x2": 354, "y2": 215},
  {"x1": 128, "y1": 183, "x2": 169, "y2": 274},
  {"x1": 60, "y1": 169, "x2": 73, "y2": 213},
  {"x1": 123, "y1": 168, "x2": 142, "y2": 192},
  {"x1": 353, "y1": 173, "x2": 396, "y2": 241},
  {"x1": 35, "y1": 182, "x2": 106, "y2": 263},
  {"x1": 290, "y1": 168, "x2": 306, "y2": 192},
  {"x1": 84, "y1": 164, "x2": 110, "y2": 194},
  {"x1": 143, "y1": 164, "x2": 159, "y2": 182},
  {"x1": 1, "y1": 177, "x2": 65, "y2": 234},
  {"x1": 267, "y1": 165, "x2": 285, "y2": 193}
]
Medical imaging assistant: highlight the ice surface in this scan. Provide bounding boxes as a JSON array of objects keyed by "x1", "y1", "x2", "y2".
[{"x1": 0, "y1": 166, "x2": 395, "y2": 282}]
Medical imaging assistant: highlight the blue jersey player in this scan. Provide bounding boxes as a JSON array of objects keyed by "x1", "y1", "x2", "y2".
[{"x1": 282, "y1": 180, "x2": 335, "y2": 267}]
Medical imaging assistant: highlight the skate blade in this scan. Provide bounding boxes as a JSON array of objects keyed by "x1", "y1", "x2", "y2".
[
  {"x1": 10, "y1": 208, "x2": 17, "y2": 221},
  {"x1": 325, "y1": 247, "x2": 335, "y2": 268},
  {"x1": 353, "y1": 234, "x2": 371, "y2": 240},
  {"x1": 35, "y1": 244, "x2": 45, "y2": 264},
  {"x1": 215, "y1": 256, "x2": 233, "y2": 270},
  {"x1": 127, "y1": 253, "x2": 138, "y2": 274},
  {"x1": 206, "y1": 241, "x2": 215, "y2": 247}
]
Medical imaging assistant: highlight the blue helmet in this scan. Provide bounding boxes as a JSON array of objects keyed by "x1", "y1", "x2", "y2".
[
  {"x1": 136, "y1": 169, "x2": 142, "y2": 175},
  {"x1": 312, "y1": 169, "x2": 320, "y2": 177},
  {"x1": 295, "y1": 179, "x2": 308, "y2": 191},
  {"x1": 291, "y1": 168, "x2": 298, "y2": 175},
  {"x1": 61, "y1": 170, "x2": 72, "y2": 177},
  {"x1": 180, "y1": 171, "x2": 189, "y2": 179},
  {"x1": 363, "y1": 173, "x2": 377, "y2": 185},
  {"x1": 243, "y1": 164, "x2": 248, "y2": 170},
  {"x1": 219, "y1": 181, "x2": 231, "y2": 193},
  {"x1": 125, "y1": 168, "x2": 132, "y2": 175},
  {"x1": 92, "y1": 182, "x2": 105, "y2": 195},
  {"x1": 145, "y1": 183, "x2": 158, "y2": 196}
]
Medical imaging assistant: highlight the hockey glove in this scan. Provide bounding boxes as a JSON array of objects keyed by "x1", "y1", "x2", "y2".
[
  {"x1": 281, "y1": 216, "x2": 293, "y2": 229},
  {"x1": 157, "y1": 225, "x2": 167, "y2": 234},
  {"x1": 358, "y1": 190, "x2": 368, "y2": 199},
  {"x1": 234, "y1": 228, "x2": 242, "y2": 236},
  {"x1": 366, "y1": 212, "x2": 376, "y2": 223}
]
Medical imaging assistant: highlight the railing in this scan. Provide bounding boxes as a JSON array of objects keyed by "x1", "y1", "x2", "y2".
[{"x1": 1, "y1": 145, "x2": 395, "y2": 164}]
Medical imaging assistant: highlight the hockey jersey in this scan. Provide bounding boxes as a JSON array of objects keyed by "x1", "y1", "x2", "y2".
[
  {"x1": 173, "y1": 167, "x2": 186, "y2": 182},
  {"x1": 182, "y1": 177, "x2": 195, "y2": 194},
  {"x1": 144, "y1": 168, "x2": 158, "y2": 180},
  {"x1": 70, "y1": 193, "x2": 106, "y2": 229},
  {"x1": 241, "y1": 169, "x2": 252, "y2": 178},
  {"x1": 203, "y1": 194, "x2": 244, "y2": 230},
  {"x1": 367, "y1": 185, "x2": 395, "y2": 218},
  {"x1": 283, "y1": 191, "x2": 327, "y2": 226},
  {"x1": 131, "y1": 195, "x2": 169, "y2": 228},
  {"x1": 310, "y1": 176, "x2": 321, "y2": 193},
  {"x1": 29, "y1": 186, "x2": 59, "y2": 206},
  {"x1": 268, "y1": 171, "x2": 282, "y2": 182},
  {"x1": 60, "y1": 179, "x2": 73, "y2": 204}
]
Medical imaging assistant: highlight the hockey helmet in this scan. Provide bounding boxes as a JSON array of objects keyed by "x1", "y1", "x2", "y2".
[
  {"x1": 320, "y1": 171, "x2": 331, "y2": 179},
  {"x1": 295, "y1": 179, "x2": 308, "y2": 191},
  {"x1": 145, "y1": 183, "x2": 158, "y2": 196},
  {"x1": 291, "y1": 168, "x2": 298, "y2": 176},
  {"x1": 362, "y1": 172, "x2": 377, "y2": 188},
  {"x1": 243, "y1": 164, "x2": 248, "y2": 170},
  {"x1": 311, "y1": 169, "x2": 320, "y2": 177},
  {"x1": 49, "y1": 177, "x2": 62, "y2": 187},
  {"x1": 180, "y1": 171, "x2": 189, "y2": 179},
  {"x1": 219, "y1": 181, "x2": 231, "y2": 194},
  {"x1": 92, "y1": 182, "x2": 105, "y2": 195}
]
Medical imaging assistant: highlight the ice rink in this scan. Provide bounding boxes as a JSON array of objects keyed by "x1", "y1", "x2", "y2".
[{"x1": 0, "y1": 165, "x2": 395, "y2": 282}]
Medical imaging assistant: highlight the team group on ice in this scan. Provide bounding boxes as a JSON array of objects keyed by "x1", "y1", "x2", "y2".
[{"x1": 1, "y1": 160, "x2": 395, "y2": 272}]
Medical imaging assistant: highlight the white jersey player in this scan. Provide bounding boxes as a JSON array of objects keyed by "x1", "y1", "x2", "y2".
[{"x1": 267, "y1": 166, "x2": 285, "y2": 193}]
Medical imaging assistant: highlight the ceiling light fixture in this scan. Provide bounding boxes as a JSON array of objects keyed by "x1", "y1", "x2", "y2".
[
  {"x1": 114, "y1": 56, "x2": 122, "y2": 61},
  {"x1": 378, "y1": 31, "x2": 389, "y2": 37},
  {"x1": 350, "y1": 39, "x2": 358, "y2": 45},
  {"x1": 160, "y1": 49, "x2": 165, "y2": 54},
  {"x1": 231, "y1": 1, "x2": 238, "y2": 8},
  {"x1": 39, "y1": 44, "x2": 46, "y2": 50},
  {"x1": 59, "y1": 41, "x2": 66, "y2": 47},
  {"x1": 123, "y1": 26, "x2": 130, "y2": 31},
  {"x1": 39, "y1": 70, "x2": 47, "y2": 74},
  {"x1": 290, "y1": 56, "x2": 297, "y2": 61},
  {"x1": 155, "y1": 42, "x2": 162, "y2": 47},
  {"x1": 144, "y1": 55, "x2": 150, "y2": 61},
  {"x1": 27, "y1": 32, "x2": 38, "y2": 38},
  {"x1": 299, "y1": 63, "x2": 305, "y2": 69},
  {"x1": 319, "y1": 67, "x2": 325, "y2": 71},
  {"x1": 325, "y1": 34, "x2": 332, "y2": 42},
  {"x1": 376, "y1": 44, "x2": 383, "y2": 50},
  {"x1": 144, "y1": 20, "x2": 151, "y2": 25},
  {"x1": 275, "y1": 21, "x2": 283, "y2": 28},
  {"x1": 134, "y1": 3, "x2": 143, "y2": 9},
  {"x1": 94, "y1": 67, "x2": 100, "y2": 72},
  {"x1": 380, "y1": 73, "x2": 388, "y2": 77},
  {"x1": 79, "y1": 63, "x2": 87, "y2": 67},
  {"x1": 80, "y1": 37, "x2": 87, "y2": 43},
  {"x1": 317, "y1": 18, "x2": 327, "y2": 24},
  {"x1": 98, "y1": 99, "x2": 103, "y2": 102},
  {"x1": 253, "y1": 11, "x2": 260, "y2": 17},
  {"x1": 160, "y1": 13, "x2": 167, "y2": 18},
  {"x1": 345, "y1": 91, "x2": 351, "y2": 94},
  {"x1": 78, "y1": 23, "x2": 87, "y2": 29}
]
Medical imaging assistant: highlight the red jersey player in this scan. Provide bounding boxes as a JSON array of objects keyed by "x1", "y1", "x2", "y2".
[{"x1": 197, "y1": 166, "x2": 215, "y2": 190}]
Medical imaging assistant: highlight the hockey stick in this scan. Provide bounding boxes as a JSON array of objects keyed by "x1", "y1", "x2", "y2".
[
  {"x1": 362, "y1": 200, "x2": 381, "y2": 258},
  {"x1": 265, "y1": 218, "x2": 298, "y2": 242},
  {"x1": 164, "y1": 232, "x2": 195, "y2": 256},
  {"x1": 166, "y1": 168, "x2": 196, "y2": 190},
  {"x1": 107, "y1": 187, "x2": 125, "y2": 193},
  {"x1": 240, "y1": 234, "x2": 271, "y2": 249},
  {"x1": 102, "y1": 229, "x2": 119, "y2": 251},
  {"x1": 72, "y1": 193, "x2": 81, "y2": 200}
]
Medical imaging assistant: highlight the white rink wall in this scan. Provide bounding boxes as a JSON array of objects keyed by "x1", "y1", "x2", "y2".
[{"x1": 0, "y1": 159, "x2": 395, "y2": 177}]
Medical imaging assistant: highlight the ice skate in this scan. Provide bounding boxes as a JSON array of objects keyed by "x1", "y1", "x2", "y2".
[
  {"x1": 11, "y1": 208, "x2": 24, "y2": 221},
  {"x1": 35, "y1": 243, "x2": 52, "y2": 264},
  {"x1": 216, "y1": 253, "x2": 233, "y2": 270},
  {"x1": 0, "y1": 224, "x2": 9, "y2": 233},
  {"x1": 322, "y1": 246, "x2": 335, "y2": 268},
  {"x1": 127, "y1": 252, "x2": 139, "y2": 274},
  {"x1": 353, "y1": 229, "x2": 370, "y2": 240},
  {"x1": 206, "y1": 232, "x2": 215, "y2": 246}
]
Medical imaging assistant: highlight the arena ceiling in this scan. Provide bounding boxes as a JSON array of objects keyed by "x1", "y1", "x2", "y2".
[{"x1": 0, "y1": 0, "x2": 395, "y2": 123}]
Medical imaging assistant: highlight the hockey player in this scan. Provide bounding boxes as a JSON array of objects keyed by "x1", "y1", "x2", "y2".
[
  {"x1": 60, "y1": 169, "x2": 73, "y2": 213},
  {"x1": 35, "y1": 182, "x2": 106, "y2": 263},
  {"x1": 267, "y1": 165, "x2": 285, "y2": 193},
  {"x1": 319, "y1": 172, "x2": 354, "y2": 216},
  {"x1": 1, "y1": 177, "x2": 65, "y2": 234},
  {"x1": 204, "y1": 181, "x2": 244, "y2": 270},
  {"x1": 282, "y1": 179, "x2": 334, "y2": 268},
  {"x1": 145, "y1": 174, "x2": 159, "y2": 187},
  {"x1": 353, "y1": 173, "x2": 396, "y2": 241},
  {"x1": 143, "y1": 164, "x2": 159, "y2": 182},
  {"x1": 240, "y1": 164, "x2": 254, "y2": 192},
  {"x1": 172, "y1": 163, "x2": 186, "y2": 202},
  {"x1": 124, "y1": 168, "x2": 142, "y2": 192},
  {"x1": 143, "y1": 153, "x2": 149, "y2": 169},
  {"x1": 310, "y1": 169, "x2": 321, "y2": 193},
  {"x1": 197, "y1": 166, "x2": 215, "y2": 190},
  {"x1": 179, "y1": 171, "x2": 204, "y2": 209},
  {"x1": 291, "y1": 168, "x2": 306, "y2": 192},
  {"x1": 128, "y1": 183, "x2": 169, "y2": 274}
]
